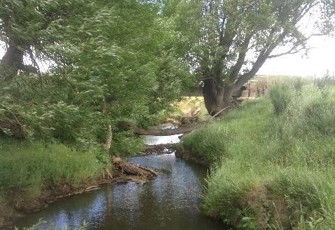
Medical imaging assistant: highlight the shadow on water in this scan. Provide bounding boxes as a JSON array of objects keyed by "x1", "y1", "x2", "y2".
[{"x1": 15, "y1": 135, "x2": 230, "y2": 230}]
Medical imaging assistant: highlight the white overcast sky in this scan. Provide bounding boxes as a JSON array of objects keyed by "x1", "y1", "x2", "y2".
[{"x1": 258, "y1": 35, "x2": 335, "y2": 77}]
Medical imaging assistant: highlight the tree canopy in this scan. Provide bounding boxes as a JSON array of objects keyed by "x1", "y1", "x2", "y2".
[
  {"x1": 0, "y1": 0, "x2": 190, "y2": 154},
  {"x1": 177, "y1": 0, "x2": 335, "y2": 115}
]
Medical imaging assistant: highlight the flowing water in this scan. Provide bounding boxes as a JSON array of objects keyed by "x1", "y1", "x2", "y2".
[{"x1": 15, "y1": 135, "x2": 228, "y2": 230}]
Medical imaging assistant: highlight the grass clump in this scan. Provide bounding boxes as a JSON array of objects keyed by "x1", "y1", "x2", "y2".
[
  {"x1": 180, "y1": 125, "x2": 228, "y2": 164},
  {"x1": 180, "y1": 78, "x2": 335, "y2": 229}
]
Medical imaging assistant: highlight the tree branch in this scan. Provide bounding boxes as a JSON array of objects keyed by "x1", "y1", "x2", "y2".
[
  {"x1": 268, "y1": 46, "x2": 305, "y2": 58},
  {"x1": 228, "y1": 33, "x2": 253, "y2": 80}
]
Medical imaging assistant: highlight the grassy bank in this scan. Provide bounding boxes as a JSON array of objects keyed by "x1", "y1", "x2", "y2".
[
  {"x1": 179, "y1": 80, "x2": 335, "y2": 229},
  {"x1": 0, "y1": 140, "x2": 107, "y2": 228}
]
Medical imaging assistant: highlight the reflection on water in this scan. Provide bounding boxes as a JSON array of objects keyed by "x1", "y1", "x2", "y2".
[
  {"x1": 15, "y1": 154, "x2": 227, "y2": 230},
  {"x1": 144, "y1": 134, "x2": 182, "y2": 145}
]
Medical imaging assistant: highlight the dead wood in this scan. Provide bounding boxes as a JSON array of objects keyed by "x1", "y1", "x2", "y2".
[
  {"x1": 113, "y1": 160, "x2": 157, "y2": 179},
  {"x1": 137, "y1": 165, "x2": 158, "y2": 177}
]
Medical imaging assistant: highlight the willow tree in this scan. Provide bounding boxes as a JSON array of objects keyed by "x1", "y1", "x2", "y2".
[
  {"x1": 187, "y1": 0, "x2": 335, "y2": 115},
  {"x1": 0, "y1": 1, "x2": 89, "y2": 80},
  {"x1": 0, "y1": 0, "x2": 190, "y2": 147}
]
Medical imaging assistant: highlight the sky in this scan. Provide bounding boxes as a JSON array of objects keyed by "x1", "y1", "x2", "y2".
[
  {"x1": 1, "y1": 36, "x2": 334, "y2": 77},
  {"x1": 258, "y1": 35, "x2": 335, "y2": 77}
]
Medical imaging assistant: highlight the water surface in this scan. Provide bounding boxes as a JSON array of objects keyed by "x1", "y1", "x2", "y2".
[{"x1": 15, "y1": 134, "x2": 228, "y2": 230}]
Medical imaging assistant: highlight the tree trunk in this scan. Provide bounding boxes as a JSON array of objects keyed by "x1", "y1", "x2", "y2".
[
  {"x1": 0, "y1": 39, "x2": 24, "y2": 80},
  {"x1": 202, "y1": 78, "x2": 234, "y2": 116}
]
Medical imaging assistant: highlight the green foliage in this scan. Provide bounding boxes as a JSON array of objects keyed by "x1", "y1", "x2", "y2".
[
  {"x1": 47, "y1": 0, "x2": 191, "y2": 124},
  {"x1": 169, "y1": 0, "x2": 335, "y2": 116},
  {"x1": 0, "y1": 77, "x2": 104, "y2": 149},
  {"x1": 180, "y1": 79, "x2": 335, "y2": 229},
  {"x1": 0, "y1": 0, "x2": 194, "y2": 155},
  {"x1": 109, "y1": 131, "x2": 145, "y2": 157}
]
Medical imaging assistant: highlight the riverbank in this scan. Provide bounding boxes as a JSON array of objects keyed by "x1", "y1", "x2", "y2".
[
  {"x1": 178, "y1": 81, "x2": 335, "y2": 229},
  {"x1": 14, "y1": 153, "x2": 227, "y2": 230},
  {"x1": 0, "y1": 140, "x2": 156, "y2": 229}
]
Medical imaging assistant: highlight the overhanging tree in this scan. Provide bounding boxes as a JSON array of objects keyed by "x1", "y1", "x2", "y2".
[
  {"x1": 186, "y1": 0, "x2": 335, "y2": 115},
  {"x1": 0, "y1": 0, "x2": 191, "y2": 150},
  {"x1": 0, "y1": 0, "x2": 89, "y2": 80}
]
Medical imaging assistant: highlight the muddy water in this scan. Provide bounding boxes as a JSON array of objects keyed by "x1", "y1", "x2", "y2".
[{"x1": 15, "y1": 136, "x2": 228, "y2": 230}]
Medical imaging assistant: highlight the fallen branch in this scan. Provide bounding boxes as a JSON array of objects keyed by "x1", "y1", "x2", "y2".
[
  {"x1": 212, "y1": 106, "x2": 232, "y2": 118},
  {"x1": 137, "y1": 165, "x2": 158, "y2": 177},
  {"x1": 113, "y1": 161, "x2": 157, "y2": 179}
]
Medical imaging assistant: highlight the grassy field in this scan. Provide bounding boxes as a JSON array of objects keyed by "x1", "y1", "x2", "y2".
[{"x1": 179, "y1": 78, "x2": 335, "y2": 229}]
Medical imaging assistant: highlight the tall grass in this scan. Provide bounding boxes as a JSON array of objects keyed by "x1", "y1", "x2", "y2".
[
  {"x1": 180, "y1": 79, "x2": 335, "y2": 229},
  {"x1": 0, "y1": 140, "x2": 105, "y2": 200},
  {"x1": 180, "y1": 99, "x2": 273, "y2": 164}
]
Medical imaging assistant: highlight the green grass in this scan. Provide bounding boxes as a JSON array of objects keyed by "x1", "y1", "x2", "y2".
[
  {"x1": 180, "y1": 99, "x2": 273, "y2": 164},
  {"x1": 0, "y1": 139, "x2": 107, "y2": 228},
  {"x1": 0, "y1": 139, "x2": 106, "y2": 216},
  {"x1": 180, "y1": 82, "x2": 335, "y2": 229}
]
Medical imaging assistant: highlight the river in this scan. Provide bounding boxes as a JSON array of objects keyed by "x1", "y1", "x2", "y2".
[{"x1": 15, "y1": 135, "x2": 229, "y2": 230}]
